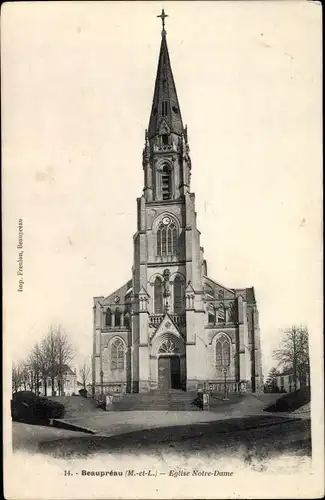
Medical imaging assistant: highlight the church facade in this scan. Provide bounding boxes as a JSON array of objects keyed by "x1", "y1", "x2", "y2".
[{"x1": 92, "y1": 17, "x2": 263, "y2": 395}]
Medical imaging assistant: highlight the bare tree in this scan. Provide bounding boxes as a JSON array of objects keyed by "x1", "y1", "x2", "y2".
[
  {"x1": 13, "y1": 325, "x2": 75, "y2": 397},
  {"x1": 20, "y1": 362, "x2": 31, "y2": 390},
  {"x1": 12, "y1": 362, "x2": 23, "y2": 393},
  {"x1": 28, "y1": 343, "x2": 43, "y2": 395},
  {"x1": 79, "y1": 360, "x2": 91, "y2": 390},
  {"x1": 55, "y1": 326, "x2": 75, "y2": 395},
  {"x1": 274, "y1": 325, "x2": 310, "y2": 390},
  {"x1": 42, "y1": 327, "x2": 59, "y2": 395}
]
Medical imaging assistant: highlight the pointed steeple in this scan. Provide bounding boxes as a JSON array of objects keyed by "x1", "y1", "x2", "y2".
[{"x1": 148, "y1": 12, "x2": 184, "y2": 139}]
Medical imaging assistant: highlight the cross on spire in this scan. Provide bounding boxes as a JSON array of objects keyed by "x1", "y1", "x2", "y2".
[{"x1": 157, "y1": 9, "x2": 168, "y2": 33}]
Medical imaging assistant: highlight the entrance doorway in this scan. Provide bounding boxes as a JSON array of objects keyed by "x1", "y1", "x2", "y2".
[{"x1": 158, "y1": 356, "x2": 181, "y2": 390}]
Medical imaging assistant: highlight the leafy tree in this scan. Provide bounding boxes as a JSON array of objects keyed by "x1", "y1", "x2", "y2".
[
  {"x1": 274, "y1": 325, "x2": 310, "y2": 390},
  {"x1": 264, "y1": 367, "x2": 279, "y2": 393}
]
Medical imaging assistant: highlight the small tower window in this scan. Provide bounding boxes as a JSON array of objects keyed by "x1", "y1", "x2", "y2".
[
  {"x1": 161, "y1": 101, "x2": 168, "y2": 116},
  {"x1": 162, "y1": 165, "x2": 171, "y2": 200}
]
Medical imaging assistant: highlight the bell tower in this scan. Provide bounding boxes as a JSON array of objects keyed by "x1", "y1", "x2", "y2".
[
  {"x1": 142, "y1": 12, "x2": 192, "y2": 203},
  {"x1": 131, "y1": 10, "x2": 206, "y2": 393}
]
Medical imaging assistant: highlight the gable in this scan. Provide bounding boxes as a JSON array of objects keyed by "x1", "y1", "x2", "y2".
[
  {"x1": 150, "y1": 313, "x2": 180, "y2": 341},
  {"x1": 158, "y1": 119, "x2": 171, "y2": 135}
]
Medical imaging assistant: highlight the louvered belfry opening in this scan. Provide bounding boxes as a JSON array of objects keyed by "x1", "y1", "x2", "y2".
[{"x1": 162, "y1": 165, "x2": 171, "y2": 200}]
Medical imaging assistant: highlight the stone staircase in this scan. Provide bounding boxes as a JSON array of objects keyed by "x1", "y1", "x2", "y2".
[{"x1": 112, "y1": 390, "x2": 203, "y2": 411}]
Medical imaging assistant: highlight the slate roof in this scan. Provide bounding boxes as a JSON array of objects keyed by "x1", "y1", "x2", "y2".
[{"x1": 148, "y1": 31, "x2": 184, "y2": 139}]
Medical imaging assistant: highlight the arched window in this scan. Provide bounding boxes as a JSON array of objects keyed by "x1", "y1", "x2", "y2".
[
  {"x1": 111, "y1": 338, "x2": 125, "y2": 370},
  {"x1": 157, "y1": 218, "x2": 178, "y2": 257},
  {"x1": 105, "y1": 308, "x2": 111, "y2": 326},
  {"x1": 162, "y1": 165, "x2": 171, "y2": 200},
  {"x1": 154, "y1": 277, "x2": 163, "y2": 314},
  {"x1": 173, "y1": 276, "x2": 184, "y2": 314},
  {"x1": 215, "y1": 335, "x2": 231, "y2": 367},
  {"x1": 115, "y1": 308, "x2": 121, "y2": 327}
]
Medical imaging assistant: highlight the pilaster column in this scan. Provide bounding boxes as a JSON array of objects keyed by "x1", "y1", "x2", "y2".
[{"x1": 111, "y1": 312, "x2": 115, "y2": 327}]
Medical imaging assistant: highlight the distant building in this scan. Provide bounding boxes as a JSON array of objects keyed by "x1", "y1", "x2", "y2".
[
  {"x1": 39, "y1": 365, "x2": 77, "y2": 396},
  {"x1": 276, "y1": 369, "x2": 309, "y2": 393}
]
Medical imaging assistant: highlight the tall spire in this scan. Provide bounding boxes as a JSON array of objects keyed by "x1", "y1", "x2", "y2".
[{"x1": 148, "y1": 10, "x2": 184, "y2": 139}]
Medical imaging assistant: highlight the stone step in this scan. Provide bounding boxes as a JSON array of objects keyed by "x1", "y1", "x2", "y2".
[
  {"x1": 119, "y1": 396, "x2": 197, "y2": 401},
  {"x1": 119, "y1": 392, "x2": 197, "y2": 399},
  {"x1": 113, "y1": 404, "x2": 202, "y2": 411},
  {"x1": 112, "y1": 391, "x2": 202, "y2": 411}
]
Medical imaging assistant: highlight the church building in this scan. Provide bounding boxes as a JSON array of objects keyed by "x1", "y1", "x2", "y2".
[{"x1": 92, "y1": 12, "x2": 263, "y2": 395}]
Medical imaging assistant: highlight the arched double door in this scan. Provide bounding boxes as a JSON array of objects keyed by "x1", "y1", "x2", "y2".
[
  {"x1": 158, "y1": 355, "x2": 181, "y2": 390},
  {"x1": 157, "y1": 339, "x2": 182, "y2": 390}
]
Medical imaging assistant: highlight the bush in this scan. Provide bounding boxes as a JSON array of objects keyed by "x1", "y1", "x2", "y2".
[
  {"x1": 11, "y1": 391, "x2": 65, "y2": 421},
  {"x1": 264, "y1": 386, "x2": 310, "y2": 413},
  {"x1": 79, "y1": 388, "x2": 88, "y2": 398}
]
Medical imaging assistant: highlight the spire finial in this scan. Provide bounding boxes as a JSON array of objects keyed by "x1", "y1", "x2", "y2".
[{"x1": 157, "y1": 9, "x2": 168, "y2": 35}]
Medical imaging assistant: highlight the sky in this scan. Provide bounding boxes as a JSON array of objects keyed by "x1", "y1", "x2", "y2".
[{"x1": 3, "y1": 1, "x2": 322, "y2": 378}]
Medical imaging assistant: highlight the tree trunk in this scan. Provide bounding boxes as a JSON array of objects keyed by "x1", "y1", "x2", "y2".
[
  {"x1": 293, "y1": 337, "x2": 297, "y2": 391},
  {"x1": 51, "y1": 377, "x2": 55, "y2": 395}
]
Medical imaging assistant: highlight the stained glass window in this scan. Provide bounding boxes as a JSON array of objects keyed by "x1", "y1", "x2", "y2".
[
  {"x1": 215, "y1": 335, "x2": 230, "y2": 367},
  {"x1": 111, "y1": 338, "x2": 125, "y2": 370},
  {"x1": 157, "y1": 219, "x2": 178, "y2": 257}
]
